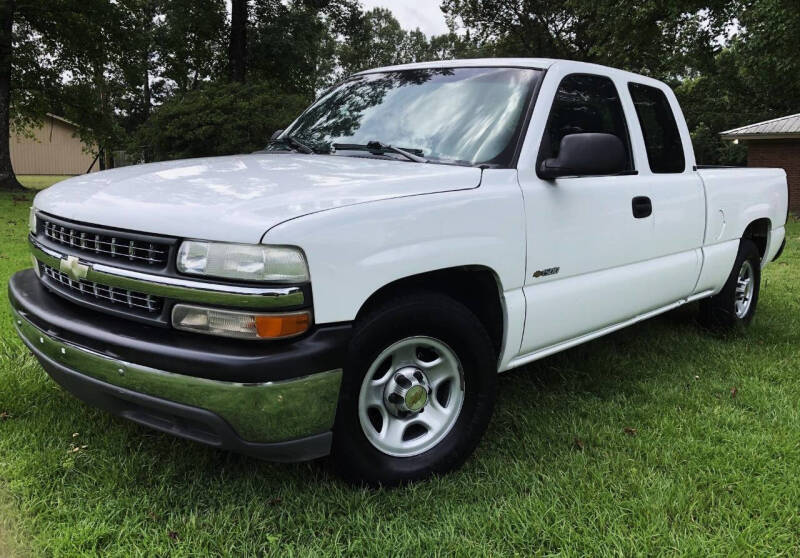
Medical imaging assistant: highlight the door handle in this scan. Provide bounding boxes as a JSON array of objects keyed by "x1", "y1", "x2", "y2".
[{"x1": 632, "y1": 196, "x2": 652, "y2": 219}]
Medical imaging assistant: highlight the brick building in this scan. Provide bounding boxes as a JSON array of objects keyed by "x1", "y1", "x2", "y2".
[{"x1": 721, "y1": 113, "x2": 799, "y2": 214}]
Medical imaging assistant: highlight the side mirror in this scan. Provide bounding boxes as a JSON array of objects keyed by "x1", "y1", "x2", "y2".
[
  {"x1": 539, "y1": 133, "x2": 626, "y2": 179},
  {"x1": 270, "y1": 129, "x2": 284, "y2": 140}
]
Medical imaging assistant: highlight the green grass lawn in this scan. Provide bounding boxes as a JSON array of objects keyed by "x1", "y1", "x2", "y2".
[
  {"x1": 1, "y1": 184, "x2": 799, "y2": 556},
  {"x1": 15, "y1": 175, "x2": 71, "y2": 191}
]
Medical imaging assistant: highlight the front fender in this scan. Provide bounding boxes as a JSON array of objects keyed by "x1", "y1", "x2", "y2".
[{"x1": 262, "y1": 170, "x2": 527, "y2": 325}]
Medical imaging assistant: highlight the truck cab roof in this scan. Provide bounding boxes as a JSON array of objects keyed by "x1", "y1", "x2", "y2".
[{"x1": 356, "y1": 58, "x2": 668, "y2": 88}]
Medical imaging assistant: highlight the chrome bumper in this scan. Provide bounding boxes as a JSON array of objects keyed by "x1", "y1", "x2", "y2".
[{"x1": 12, "y1": 306, "x2": 342, "y2": 444}]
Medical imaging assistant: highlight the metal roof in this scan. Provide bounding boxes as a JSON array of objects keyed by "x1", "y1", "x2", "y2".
[
  {"x1": 46, "y1": 113, "x2": 80, "y2": 128},
  {"x1": 721, "y1": 113, "x2": 800, "y2": 140}
]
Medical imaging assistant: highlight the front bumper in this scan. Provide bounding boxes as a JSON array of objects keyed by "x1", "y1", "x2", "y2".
[{"x1": 9, "y1": 269, "x2": 349, "y2": 462}]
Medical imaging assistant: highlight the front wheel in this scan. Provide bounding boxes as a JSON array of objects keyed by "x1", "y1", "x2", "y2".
[
  {"x1": 331, "y1": 292, "x2": 497, "y2": 486},
  {"x1": 700, "y1": 239, "x2": 761, "y2": 331}
]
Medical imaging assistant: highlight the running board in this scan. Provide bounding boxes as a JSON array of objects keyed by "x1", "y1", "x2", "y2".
[{"x1": 502, "y1": 290, "x2": 714, "y2": 372}]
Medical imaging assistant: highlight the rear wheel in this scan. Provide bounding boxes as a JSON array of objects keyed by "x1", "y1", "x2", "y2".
[
  {"x1": 332, "y1": 292, "x2": 496, "y2": 486},
  {"x1": 700, "y1": 239, "x2": 761, "y2": 331}
]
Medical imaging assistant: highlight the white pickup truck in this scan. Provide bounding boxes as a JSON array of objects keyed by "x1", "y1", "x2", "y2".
[{"x1": 10, "y1": 59, "x2": 788, "y2": 485}]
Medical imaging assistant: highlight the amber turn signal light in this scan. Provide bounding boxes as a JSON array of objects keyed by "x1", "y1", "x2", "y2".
[{"x1": 255, "y1": 312, "x2": 311, "y2": 339}]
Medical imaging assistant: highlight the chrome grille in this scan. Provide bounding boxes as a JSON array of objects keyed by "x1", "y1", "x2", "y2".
[
  {"x1": 43, "y1": 219, "x2": 168, "y2": 266},
  {"x1": 42, "y1": 263, "x2": 163, "y2": 313}
]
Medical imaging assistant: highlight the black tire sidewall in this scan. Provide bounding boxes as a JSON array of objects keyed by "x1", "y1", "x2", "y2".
[
  {"x1": 702, "y1": 239, "x2": 761, "y2": 330},
  {"x1": 332, "y1": 292, "x2": 496, "y2": 485}
]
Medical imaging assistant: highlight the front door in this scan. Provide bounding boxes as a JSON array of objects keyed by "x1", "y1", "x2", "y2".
[{"x1": 516, "y1": 71, "x2": 698, "y2": 356}]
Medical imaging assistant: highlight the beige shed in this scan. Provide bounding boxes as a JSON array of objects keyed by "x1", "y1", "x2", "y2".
[{"x1": 10, "y1": 113, "x2": 98, "y2": 175}]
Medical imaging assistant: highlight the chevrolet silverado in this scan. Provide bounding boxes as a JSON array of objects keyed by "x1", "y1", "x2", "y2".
[{"x1": 9, "y1": 59, "x2": 788, "y2": 485}]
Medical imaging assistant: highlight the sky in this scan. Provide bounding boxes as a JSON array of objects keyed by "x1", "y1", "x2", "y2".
[
  {"x1": 224, "y1": 1, "x2": 451, "y2": 37},
  {"x1": 360, "y1": 1, "x2": 450, "y2": 36}
]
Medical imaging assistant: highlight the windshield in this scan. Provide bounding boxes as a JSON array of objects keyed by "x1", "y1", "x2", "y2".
[{"x1": 274, "y1": 67, "x2": 543, "y2": 167}]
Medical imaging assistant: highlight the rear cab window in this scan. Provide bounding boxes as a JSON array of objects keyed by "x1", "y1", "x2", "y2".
[{"x1": 628, "y1": 83, "x2": 686, "y2": 173}]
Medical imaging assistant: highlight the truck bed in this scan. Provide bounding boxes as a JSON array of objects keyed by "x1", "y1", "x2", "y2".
[{"x1": 696, "y1": 166, "x2": 788, "y2": 260}]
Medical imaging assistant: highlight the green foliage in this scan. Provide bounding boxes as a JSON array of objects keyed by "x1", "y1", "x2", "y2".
[
  {"x1": 337, "y1": 7, "x2": 415, "y2": 75},
  {"x1": 734, "y1": 0, "x2": 800, "y2": 115},
  {"x1": 443, "y1": 0, "x2": 800, "y2": 165},
  {"x1": 125, "y1": 1, "x2": 460, "y2": 161},
  {"x1": 6, "y1": 0, "x2": 800, "y2": 166},
  {"x1": 132, "y1": 81, "x2": 309, "y2": 161},
  {"x1": 688, "y1": 122, "x2": 746, "y2": 166},
  {"x1": 440, "y1": 0, "x2": 729, "y2": 79},
  {"x1": 8, "y1": 13, "x2": 59, "y2": 136},
  {"x1": 248, "y1": 0, "x2": 345, "y2": 95},
  {"x1": 9, "y1": 0, "x2": 228, "y2": 163},
  {"x1": 673, "y1": 0, "x2": 800, "y2": 164},
  {"x1": 334, "y1": 7, "x2": 483, "y2": 76},
  {"x1": 153, "y1": 0, "x2": 229, "y2": 96}
]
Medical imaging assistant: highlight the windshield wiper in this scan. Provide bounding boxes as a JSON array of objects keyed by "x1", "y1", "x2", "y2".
[
  {"x1": 268, "y1": 135, "x2": 315, "y2": 154},
  {"x1": 333, "y1": 141, "x2": 428, "y2": 163}
]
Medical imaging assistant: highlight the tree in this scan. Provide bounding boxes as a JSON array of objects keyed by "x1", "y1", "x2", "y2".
[
  {"x1": 336, "y1": 7, "x2": 450, "y2": 77},
  {"x1": 45, "y1": 1, "x2": 141, "y2": 169},
  {"x1": 343, "y1": 8, "x2": 408, "y2": 72},
  {"x1": 0, "y1": 0, "x2": 22, "y2": 190},
  {"x1": 676, "y1": 0, "x2": 800, "y2": 164},
  {"x1": 0, "y1": 0, "x2": 148, "y2": 183},
  {"x1": 731, "y1": 0, "x2": 800, "y2": 116},
  {"x1": 440, "y1": 0, "x2": 731, "y2": 79},
  {"x1": 229, "y1": 0, "x2": 247, "y2": 82},
  {"x1": 5, "y1": 0, "x2": 793, "y2": 175},
  {"x1": 442, "y1": 0, "x2": 800, "y2": 165},
  {"x1": 153, "y1": 0, "x2": 227, "y2": 96},
  {"x1": 247, "y1": 0, "x2": 359, "y2": 96},
  {"x1": 1, "y1": 0, "x2": 115, "y2": 189},
  {"x1": 132, "y1": 81, "x2": 308, "y2": 160},
  {"x1": 426, "y1": 31, "x2": 489, "y2": 60}
]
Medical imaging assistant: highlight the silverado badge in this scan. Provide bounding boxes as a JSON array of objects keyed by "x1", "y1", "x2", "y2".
[
  {"x1": 533, "y1": 267, "x2": 560, "y2": 279},
  {"x1": 60, "y1": 255, "x2": 89, "y2": 282}
]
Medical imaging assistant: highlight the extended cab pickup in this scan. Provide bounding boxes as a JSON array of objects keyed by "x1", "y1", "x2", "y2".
[{"x1": 9, "y1": 59, "x2": 788, "y2": 485}]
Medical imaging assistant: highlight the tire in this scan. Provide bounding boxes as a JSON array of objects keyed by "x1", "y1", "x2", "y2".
[
  {"x1": 700, "y1": 239, "x2": 761, "y2": 331},
  {"x1": 331, "y1": 291, "x2": 496, "y2": 486}
]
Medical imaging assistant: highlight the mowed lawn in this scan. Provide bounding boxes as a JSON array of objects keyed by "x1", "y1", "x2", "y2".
[{"x1": 1, "y1": 177, "x2": 799, "y2": 556}]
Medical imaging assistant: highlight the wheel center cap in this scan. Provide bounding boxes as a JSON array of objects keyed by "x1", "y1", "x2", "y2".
[
  {"x1": 404, "y1": 385, "x2": 428, "y2": 412},
  {"x1": 384, "y1": 367, "x2": 431, "y2": 417}
]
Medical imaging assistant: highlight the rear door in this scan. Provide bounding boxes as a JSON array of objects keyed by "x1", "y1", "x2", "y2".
[{"x1": 626, "y1": 81, "x2": 706, "y2": 283}]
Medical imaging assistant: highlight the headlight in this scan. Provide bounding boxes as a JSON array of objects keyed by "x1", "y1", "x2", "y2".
[
  {"x1": 28, "y1": 207, "x2": 37, "y2": 235},
  {"x1": 177, "y1": 241, "x2": 309, "y2": 283}
]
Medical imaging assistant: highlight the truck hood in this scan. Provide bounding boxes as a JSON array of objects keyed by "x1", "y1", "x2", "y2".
[{"x1": 34, "y1": 154, "x2": 482, "y2": 243}]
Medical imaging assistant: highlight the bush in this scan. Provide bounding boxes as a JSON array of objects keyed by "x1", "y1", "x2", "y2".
[
  {"x1": 133, "y1": 81, "x2": 310, "y2": 161},
  {"x1": 691, "y1": 121, "x2": 747, "y2": 167}
]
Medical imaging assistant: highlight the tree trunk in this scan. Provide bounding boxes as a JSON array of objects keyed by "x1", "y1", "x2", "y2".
[
  {"x1": 93, "y1": 62, "x2": 115, "y2": 171},
  {"x1": 229, "y1": 0, "x2": 247, "y2": 83},
  {"x1": 143, "y1": 53, "x2": 150, "y2": 116},
  {"x1": 142, "y1": 0, "x2": 153, "y2": 118},
  {"x1": 0, "y1": 0, "x2": 24, "y2": 191}
]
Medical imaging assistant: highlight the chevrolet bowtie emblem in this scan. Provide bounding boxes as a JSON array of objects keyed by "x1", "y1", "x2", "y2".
[{"x1": 60, "y1": 255, "x2": 89, "y2": 281}]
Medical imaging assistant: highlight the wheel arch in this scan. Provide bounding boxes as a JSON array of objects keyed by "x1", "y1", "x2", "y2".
[
  {"x1": 354, "y1": 265, "x2": 506, "y2": 359},
  {"x1": 741, "y1": 218, "x2": 771, "y2": 261}
]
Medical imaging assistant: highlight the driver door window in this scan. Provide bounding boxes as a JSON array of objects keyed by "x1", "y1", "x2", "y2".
[{"x1": 537, "y1": 74, "x2": 634, "y2": 174}]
